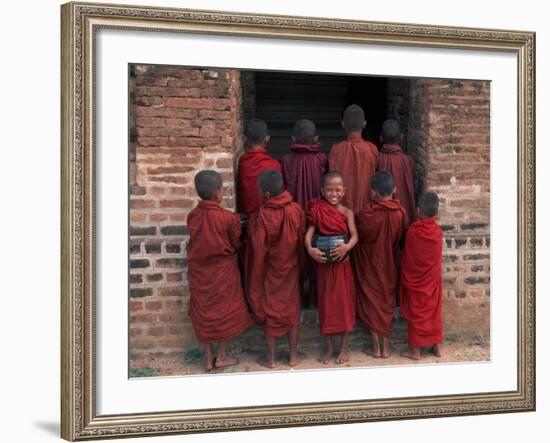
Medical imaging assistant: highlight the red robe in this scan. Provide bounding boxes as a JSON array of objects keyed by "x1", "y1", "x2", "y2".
[
  {"x1": 282, "y1": 142, "x2": 328, "y2": 209},
  {"x1": 186, "y1": 200, "x2": 253, "y2": 343},
  {"x1": 237, "y1": 147, "x2": 282, "y2": 217},
  {"x1": 246, "y1": 191, "x2": 305, "y2": 337},
  {"x1": 400, "y1": 217, "x2": 443, "y2": 347},
  {"x1": 377, "y1": 144, "x2": 416, "y2": 224},
  {"x1": 306, "y1": 199, "x2": 356, "y2": 335},
  {"x1": 354, "y1": 199, "x2": 407, "y2": 337},
  {"x1": 328, "y1": 133, "x2": 378, "y2": 212}
]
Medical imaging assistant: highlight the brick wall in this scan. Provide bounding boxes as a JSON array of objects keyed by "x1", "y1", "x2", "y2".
[
  {"x1": 408, "y1": 79, "x2": 490, "y2": 339},
  {"x1": 129, "y1": 65, "x2": 243, "y2": 356}
]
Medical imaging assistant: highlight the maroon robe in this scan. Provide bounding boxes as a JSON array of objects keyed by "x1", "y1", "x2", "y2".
[
  {"x1": 328, "y1": 133, "x2": 378, "y2": 212},
  {"x1": 306, "y1": 199, "x2": 356, "y2": 335},
  {"x1": 186, "y1": 200, "x2": 253, "y2": 343},
  {"x1": 354, "y1": 199, "x2": 407, "y2": 337},
  {"x1": 246, "y1": 191, "x2": 305, "y2": 337},
  {"x1": 400, "y1": 217, "x2": 443, "y2": 347},
  {"x1": 377, "y1": 144, "x2": 416, "y2": 224},
  {"x1": 237, "y1": 147, "x2": 282, "y2": 217},
  {"x1": 282, "y1": 142, "x2": 328, "y2": 209}
]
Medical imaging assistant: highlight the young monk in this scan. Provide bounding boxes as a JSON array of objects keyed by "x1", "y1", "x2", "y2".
[
  {"x1": 282, "y1": 119, "x2": 328, "y2": 307},
  {"x1": 354, "y1": 171, "x2": 407, "y2": 358},
  {"x1": 246, "y1": 169, "x2": 305, "y2": 368},
  {"x1": 305, "y1": 171, "x2": 358, "y2": 364},
  {"x1": 400, "y1": 191, "x2": 444, "y2": 360},
  {"x1": 377, "y1": 119, "x2": 416, "y2": 224},
  {"x1": 328, "y1": 104, "x2": 378, "y2": 212},
  {"x1": 237, "y1": 119, "x2": 282, "y2": 217},
  {"x1": 186, "y1": 170, "x2": 253, "y2": 371},
  {"x1": 282, "y1": 119, "x2": 328, "y2": 209}
]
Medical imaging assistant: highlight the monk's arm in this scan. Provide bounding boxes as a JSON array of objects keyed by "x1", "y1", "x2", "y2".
[
  {"x1": 228, "y1": 215, "x2": 242, "y2": 252},
  {"x1": 245, "y1": 215, "x2": 267, "y2": 322},
  {"x1": 305, "y1": 225, "x2": 326, "y2": 263},
  {"x1": 330, "y1": 208, "x2": 358, "y2": 261}
]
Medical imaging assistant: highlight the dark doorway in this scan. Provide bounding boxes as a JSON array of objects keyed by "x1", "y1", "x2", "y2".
[{"x1": 248, "y1": 71, "x2": 388, "y2": 160}]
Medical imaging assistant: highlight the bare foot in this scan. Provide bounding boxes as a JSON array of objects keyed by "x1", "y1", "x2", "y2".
[
  {"x1": 365, "y1": 345, "x2": 381, "y2": 358},
  {"x1": 205, "y1": 356, "x2": 214, "y2": 371},
  {"x1": 317, "y1": 349, "x2": 332, "y2": 365},
  {"x1": 335, "y1": 349, "x2": 349, "y2": 364},
  {"x1": 257, "y1": 356, "x2": 276, "y2": 369},
  {"x1": 215, "y1": 355, "x2": 239, "y2": 368},
  {"x1": 289, "y1": 353, "x2": 304, "y2": 367},
  {"x1": 432, "y1": 344, "x2": 442, "y2": 358},
  {"x1": 381, "y1": 337, "x2": 391, "y2": 358},
  {"x1": 401, "y1": 349, "x2": 421, "y2": 361}
]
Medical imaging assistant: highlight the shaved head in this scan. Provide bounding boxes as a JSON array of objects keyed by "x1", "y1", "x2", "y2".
[
  {"x1": 194, "y1": 170, "x2": 222, "y2": 200},
  {"x1": 258, "y1": 169, "x2": 284, "y2": 197},
  {"x1": 322, "y1": 171, "x2": 345, "y2": 188},
  {"x1": 371, "y1": 170, "x2": 394, "y2": 197},
  {"x1": 294, "y1": 119, "x2": 316, "y2": 144},
  {"x1": 245, "y1": 119, "x2": 268, "y2": 146},
  {"x1": 342, "y1": 104, "x2": 365, "y2": 132},
  {"x1": 418, "y1": 191, "x2": 440, "y2": 217},
  {"x1": 381, "y1": 119, "x2": 401, "y2": 144}
]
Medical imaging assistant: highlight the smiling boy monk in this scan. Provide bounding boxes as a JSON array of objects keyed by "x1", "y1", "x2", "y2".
[
  {"x1": 400, "y1": 191, "x2": 444, "y2": 360},
  {"x1": 246, "y1": 169, "x2": 305, "y2": 368},
  {"x1": 354, "y1": 171, "x2": 407, "y2": 358},
  {"x1": 305, "y1": 171, "x2": 358, "y2": 364},
  {"x1": 186, "y1": 170, "x2": 253, "y2": 371},
  {"x1": 328, "y1": 105, "x2": 378, "y2": 212}
]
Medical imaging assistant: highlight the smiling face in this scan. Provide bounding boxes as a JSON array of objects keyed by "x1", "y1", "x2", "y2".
[{"x1": 321, "y1": 176, "x2": 345, "y2": 206}]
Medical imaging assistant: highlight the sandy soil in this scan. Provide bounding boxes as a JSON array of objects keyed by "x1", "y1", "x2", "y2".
[{"x1": 131, "y1": 336, "x2": 490, "y2": 377}]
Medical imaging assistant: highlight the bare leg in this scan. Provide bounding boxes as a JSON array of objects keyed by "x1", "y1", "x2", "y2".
[
  {"x1": 318, "y1": 336, "x2": 333, "y2": 364},
  {"x1": 381, "y1": 336, "x2": 391, "y2": 358},
  {"x1": 432, "y1": 343, "x2": 443, "y2": 357},
  {"x1": 401, "y1": 346, "x2": 421, "y2": 360},
  {"x1": 288, "y1": 327, "x2": 303, "y2": 367},
  {"x1": 204, "y1": 343, "x2": 214, "y2": 371},
  {"x1": 367, "y1": 331, "x2": 381, "y2": 358},
  {"x1": 214, "y1": 341, "x2": 239, "y2": 368},
  {"x1": 257, "y1": 336, "x2": 277, "y2": 368},
  {"x1": 335, "y1": 333, "x2": 350, "y2": 364}
]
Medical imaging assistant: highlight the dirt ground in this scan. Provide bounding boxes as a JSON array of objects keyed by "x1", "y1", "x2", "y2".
[{"x1": 130, "y1": 325, "x2": 490, "y2": 377}]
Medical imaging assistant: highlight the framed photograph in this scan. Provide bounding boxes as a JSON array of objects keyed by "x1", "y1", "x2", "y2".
[{"x1": 61, "y1": 1, "x2": 536, "y2": 440}]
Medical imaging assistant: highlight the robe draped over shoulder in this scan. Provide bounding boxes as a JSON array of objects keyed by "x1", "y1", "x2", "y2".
[
  {"x1": 306, "y1": 199, "x2": 356, "y2": 335},
  {"x1": 282, "y1": 142, "x2": 328, "y2": 209},
  {"x1": 328, "y1": 133, "x2": 378, "y2": 212},
  {"x1": 377, "y1": 144, "x2": 416, "y2": 224},
  {"x1": 354, "y1": 199, "x2": 407, "y2": 337},
  {"x1": 246, "y1": 191, "x2": 305, "y2": 337},
  {"x1": 186, "y1": 200, "x2": 253, "y2": 343},
  {"x1": 400, "y1": 216, "x2": 444, "y2": 347},
  {"x1": 237, "y1": 147, "x2": 282, "y2": 217}
]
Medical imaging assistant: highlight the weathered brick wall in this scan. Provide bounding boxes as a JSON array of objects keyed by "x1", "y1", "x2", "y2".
[
  {"x1": 129, "y1": 65, "x2": 243, "y2": 356},
  {"x1": 408, "y1": 79, "x2": 490, "y2": 339}
]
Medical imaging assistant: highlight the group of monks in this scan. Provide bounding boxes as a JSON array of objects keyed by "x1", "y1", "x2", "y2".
[{"x1": 186, "y1": 104, "x2": 443, "y2": 371}]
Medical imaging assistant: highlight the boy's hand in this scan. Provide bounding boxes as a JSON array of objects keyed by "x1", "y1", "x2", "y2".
[
  {"x1": 330, "y1": 243, "x2": 349, "y2": 262},
  {"x1": 307, "y1": 246, "x2": 327, "y2": 263}
]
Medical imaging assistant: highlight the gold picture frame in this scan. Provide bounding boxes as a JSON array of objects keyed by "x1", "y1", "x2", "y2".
[{"x1": 61, "y1": 1, "x2": 536, "y2": 440}]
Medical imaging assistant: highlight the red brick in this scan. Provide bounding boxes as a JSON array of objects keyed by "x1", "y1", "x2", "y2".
[
  {"x1": 158, "y1": 287, "x2": 187, "y2": 297},
  {"x1": 149, "y1": 213, "x2": 168, "y2": 222},
  {"x1": 130, "y1": 301, "x2": 144, "y2": 312},
  {"x1": 164, "y1": 97, "x2": 231, "y2": 110},
  {"x1": 130, "y1": 199, "x2": 157, "y2": 209},
  {"x1": 215, "y1": 157, "x2": 233, "y2": 169},
  {"x1": 167, "y1": 272, "x2": 183, "y2": 282},
  {"x1": 145, "y1": 301, "x2": 163, "y2": 311},
  {"x1": 159, "y1": 312, "x2": 186, "y2": 322},
  {"x1": 159, "y1": 199, "x2": 194, "y2": 209}
]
